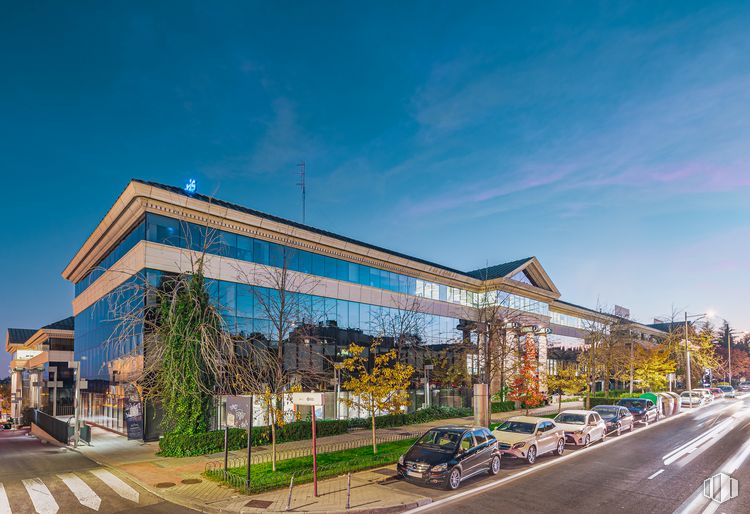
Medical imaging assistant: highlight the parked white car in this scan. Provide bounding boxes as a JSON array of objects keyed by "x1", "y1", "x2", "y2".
[
  {"x1": 553, "y1": 410, "x2": 607, "y2": 446},
  {"x1": 491, "y1": 416, "x2": 565, "y2": 464},
  {"x1": 680, "y1": 391, "x2": 703, "y2": 407},
  {"x1": 692, "y1": 389, "x2": 713, "y2": 404}
]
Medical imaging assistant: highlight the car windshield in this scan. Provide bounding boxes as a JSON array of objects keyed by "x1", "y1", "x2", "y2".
[
  {"x1": 594, "y1": 407, "x2": 619, "y2": 418},
  {"x1": 495, "y1": 421, "x2": 536, "y2": 434},
  {"x1": 555, "y1": 413, "x2": 586, "y2": 425},
  {"x1": 620, "y1": 399, "x2": 645, "y2": 408},
  {"x1": 415, "y1": 429, "x2": 462, "y2": 450},
  {"x1": 719, "y1": 386, "x2": 733, "y2": 392}
]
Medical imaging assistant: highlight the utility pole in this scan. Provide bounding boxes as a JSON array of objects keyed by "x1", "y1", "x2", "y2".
[
  {"x1": 69, "y1": 360, "x2": 82, "y2": 447},
  {"x1": 297, "y1": 161, "x2": 306, "y2": 224},
  {"x1": 684, "y1": 313, "x2": 692, "y2": 393},
  {"x1": 726, "y1": 321, "x2": 732, "y2": 385}
]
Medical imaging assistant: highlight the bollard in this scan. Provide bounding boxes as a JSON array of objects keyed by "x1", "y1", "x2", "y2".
[
  {"x1": 346, "y1": 471, "x2": 352, "y2": 510},
  {"x1": 285, "y1": 473, "x2": 295, "y2": 511}
]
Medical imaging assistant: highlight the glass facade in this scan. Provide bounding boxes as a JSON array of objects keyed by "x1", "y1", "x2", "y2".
[
  {"x1": 550, "y1": 311, "x2": 585, "y2": 329},
  {"x1": 75, "y1": 219, "x2": 146, "y2": 296},
  {"x1": 75, "y1": 213, "x2": 551, "y2": 317}
]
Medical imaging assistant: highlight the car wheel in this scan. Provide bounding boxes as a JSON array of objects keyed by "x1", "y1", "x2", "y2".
[
  {"x1": 526, "y1": 445, "x2": 537, "y2": 464},
  {"x1": 583, "y1": 434, "x2": 591, "y2": 447},
  {"x1": 446, "y1": 467, "x2": 461, "y2": 490},
  {"x1": 489, "y1": 455, "x2": 501, "y2": 475},
  {"x1": 554, "y1": 438, "x2": 565, "y2": 456}
]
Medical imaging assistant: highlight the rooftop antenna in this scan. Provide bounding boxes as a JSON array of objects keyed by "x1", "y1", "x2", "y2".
[{"x1": 297, "y1": 161, "x2": 306, "y2": 224}]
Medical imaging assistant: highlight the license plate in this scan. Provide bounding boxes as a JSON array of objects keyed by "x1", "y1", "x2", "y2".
[{"x1": 406, "y1": 470, "x2": 422, "y2": 478}]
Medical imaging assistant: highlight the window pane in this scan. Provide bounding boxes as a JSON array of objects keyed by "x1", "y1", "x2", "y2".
[
  {"x1": 146, "y1": 214, "x2": 180, "y2": 246},
  {"x1": 337, "y1": 260, "x2": 348, "y2": 281},
  {"x1": 324, "y1": 256, "x2": 338, "y2": 279},
  {"x1": 236, "y1": 235, "x2": 253, "y2": 261},
  {"x1": 253, "y1": 240, "x2": 269, "y2": 265},
  {"x1": 236, "y1": 284, "x2": 254, "y2": 317},
  {"x1": 312, "y1": 253, "x2": 325, "y2": 277},
  {"x1": 217, "y1": 231, "x2": 237, "y2": 259},
  {"x1": 346, "y1": 262, "x2": 359, "y2": 283},
  {"x1": 269, "y1": 243, "x2": 284, "y2": 268},
  {"x1": 298, "y1": 250, "x2": 312, "y2": 274}
]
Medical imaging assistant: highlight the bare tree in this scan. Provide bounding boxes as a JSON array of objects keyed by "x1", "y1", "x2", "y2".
[
  {"x1": 102, "y1": 224, "x2": 274, "y2": 436},
  {"x1": 232, "y1": 253, "x2": 327, "y2": 471}
]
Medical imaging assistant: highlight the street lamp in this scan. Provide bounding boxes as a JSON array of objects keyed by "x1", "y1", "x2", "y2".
[{"x1": 684, "y1": 312, "x2": 710, "y2": 393}]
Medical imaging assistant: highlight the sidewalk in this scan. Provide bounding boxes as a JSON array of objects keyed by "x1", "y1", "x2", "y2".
[{"x1": 76, "y1": 401, "x2": 582, "y2": 513}]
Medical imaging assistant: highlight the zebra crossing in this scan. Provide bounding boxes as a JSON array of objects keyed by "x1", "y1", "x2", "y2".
[{"x1": 0, "y1": 468, "x2": 140, "y2": 513}]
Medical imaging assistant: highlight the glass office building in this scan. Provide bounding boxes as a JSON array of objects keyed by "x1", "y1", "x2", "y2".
[{"x1": 63, "y1": 179, "x2": 665, "y2": 439}]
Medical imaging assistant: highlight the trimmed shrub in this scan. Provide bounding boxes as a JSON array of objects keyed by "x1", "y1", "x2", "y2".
[
  {"x1": 159, "y1": 419, "x2": 349, "y2": 457},
  {"x1": 491, "y1": 401, "x2": 516, "y2": 413},
  {"x1": 347, "y1": 406, "x2": 473, "y2": 430}
]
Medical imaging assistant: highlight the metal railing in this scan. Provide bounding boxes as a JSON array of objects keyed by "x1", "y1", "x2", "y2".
[
  {"x1": 31, "y1": 410, "x2": 70, "y2": 444},
  {"x1": 242, "y1": 430, "x2": 422, "y2": 465}
]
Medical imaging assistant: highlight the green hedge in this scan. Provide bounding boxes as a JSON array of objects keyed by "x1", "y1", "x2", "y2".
[
  {"x1": 160, "y1": 406, "x2": 474, "y2": 457},
  {"x1": 586, "y1": 393, "x2": 643, "y2": 408},
  {"x1": 491, "y1": 401, "x2": 516, "y2": 413},
  {"x1": 346, "y1": 406, "x2": 472, "y2": 430},
  {"x1": 159, "y1": 419, "x2": 349, "y2": 457}
]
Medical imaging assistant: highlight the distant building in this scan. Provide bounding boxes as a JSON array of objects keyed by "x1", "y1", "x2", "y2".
[
  {"x1": 63, "y1": 179, "x2": 665, "y2": 439},
  {"x1": 5, "y1": 317, "x2": 75, "y2": 421}
]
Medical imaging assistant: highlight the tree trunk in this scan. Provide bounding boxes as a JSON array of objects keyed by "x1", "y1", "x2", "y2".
[
  {"x1": 558, "y1": 392, "x2": 562, "y2": 413},
  {"x1": 371, "y1": 411, "x2": 377, "y2": 455},
  {"x1": 271, "y1": 411, "x2": 277, "y2": 472}
]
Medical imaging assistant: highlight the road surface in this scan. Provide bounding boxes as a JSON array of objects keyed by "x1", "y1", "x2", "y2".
[
  {"x1": 388, "y1": 395, "x2": 750, "y2": 513},
  {"x1": 0, "y1": 427, "x2": 196, "y2": 513}
]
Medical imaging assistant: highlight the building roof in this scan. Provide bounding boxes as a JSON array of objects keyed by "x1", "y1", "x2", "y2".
[
  {"x1": 133, "y1": 179, "x2": 535, "y2": 284},
  {"x1": 6, "y1": 328, "x2": 36, "y2": 345},
  {"x1": 647, "y1": 321, "x2": 687, "y2": 333},
  {"x1": 42, "y1": 316, "x2": 74, "y2": 331},
  {"x1": 465, "y1": 258, "x2": 534, "y2": 280}
]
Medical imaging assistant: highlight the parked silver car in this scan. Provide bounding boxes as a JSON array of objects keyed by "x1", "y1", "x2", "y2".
[{"x1": 592, "y1": 405, "x2": 635, "y2": 435}]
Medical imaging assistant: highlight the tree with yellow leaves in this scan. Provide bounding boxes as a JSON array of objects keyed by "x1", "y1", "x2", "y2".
[
  {"x1": 633, "y1": 347, "x2": 676, "y2": 392},
  {"x1": 546, "y1": 366, "x2": 586, "y2": 412},
  {"x1": 340, "y1": 341, "x2": 414, "y2": 454}
]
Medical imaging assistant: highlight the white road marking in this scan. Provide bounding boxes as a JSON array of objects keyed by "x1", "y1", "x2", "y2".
[
  {"x1": 662, "y1": 417, "x2": 737, "y2": 466},
  {"x1": 90, "y1": 469, "x2": 139, "y2": 503},
  {"x1": 0, "y1": 483, "x2": 11, "y2": 514},
  {"x1": 22, "y1": 478, "x2": 59, "y2": 514},
  {"x1": 58, "y1": 473, "x2": 101, "y2": 511},
  {"x1": 647, "y1": 469, "x2": 664, "y2": 479}
]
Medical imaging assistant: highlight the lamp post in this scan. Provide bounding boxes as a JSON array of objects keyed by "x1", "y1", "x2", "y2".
[
  {"x1": 423, "y1": 365, "x2": 434, "y2": 408},
  {"x1": 684, "y1": 312, "x2": 710, "y2": 394}
]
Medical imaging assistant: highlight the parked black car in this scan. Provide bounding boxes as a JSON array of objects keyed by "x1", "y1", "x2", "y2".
[
  {"x1": 397, "y1": 426, "x2": 501, "y2": 490},
  {"x1": 616, "y1": 398, "x2": 658, "y2": 425},
  {"x1": 592, "y1": 405, "x2": 634, "y2": 435}
]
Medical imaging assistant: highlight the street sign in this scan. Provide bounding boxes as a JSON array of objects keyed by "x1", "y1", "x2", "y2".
[
  {"x1": 291, "y1": 392, "x2": 324, "y2": 406},
  {"x1": 290, "y1": 391, "x2": 323, "y2": 497}
]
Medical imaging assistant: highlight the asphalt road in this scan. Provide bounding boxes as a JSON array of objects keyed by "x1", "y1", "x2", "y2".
[
  {"x1": 0, "y1": 428, "x2": 196, "y2": 513},
  {"x1": 389, "y1": 395, "x2": 750, "y2": 514}
]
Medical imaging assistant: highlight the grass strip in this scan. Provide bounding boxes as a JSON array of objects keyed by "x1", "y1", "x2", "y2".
[{"x1": 207, "y1": 437, "x2": 417, "y2": 493}]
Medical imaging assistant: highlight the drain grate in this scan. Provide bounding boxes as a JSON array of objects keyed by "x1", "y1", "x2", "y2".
[
  {"x1": 245, "y1": 500, "x2": 273, "y2": 509},
  {"x1": 372, "y1": 468, "x2": 397, "y2": 477},
  {"x1": 155, "y1": 482, "x2": 176, "y2": 488},
  {"x1": 181, "y1": 478, "x2": 202, "y2": 485}
]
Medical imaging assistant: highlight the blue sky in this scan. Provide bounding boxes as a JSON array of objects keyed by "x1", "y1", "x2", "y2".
[{"x1": 2, "y1": 2, "x2": 750, "y2": 377}]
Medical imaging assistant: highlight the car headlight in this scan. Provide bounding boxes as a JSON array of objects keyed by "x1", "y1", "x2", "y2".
[
  {"x1": 512, "y1": 442, "x2": 525, "y2": 449},
  {"x1": 431, "y1": 463, "x2": 447, "y2": 472},
  {"x1": 398, "y1": 455, "x2": 404, "y2": 466}
]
